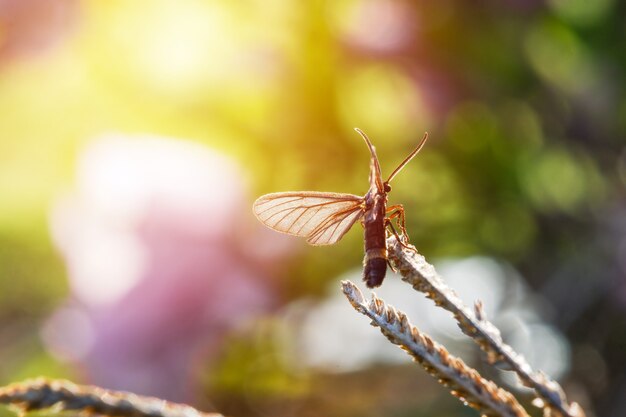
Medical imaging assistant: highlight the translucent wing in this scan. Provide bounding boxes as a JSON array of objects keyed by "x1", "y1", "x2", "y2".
[{"x1": 253, "y1": 191, "x2": 365, "y2": 245}]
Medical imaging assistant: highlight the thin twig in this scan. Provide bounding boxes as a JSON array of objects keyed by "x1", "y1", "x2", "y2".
[
  {"x1": 0, "y1": 378, "x2": 223, "y2": 417},
  {"x1": 385, "y1": 235, "x2": 585, "y2": 417},
  {"x1": 342, "y1": 281, "x2": 530, "y2": 417}
]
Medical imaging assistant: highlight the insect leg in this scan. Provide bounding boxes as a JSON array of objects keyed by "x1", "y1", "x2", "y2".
[
  {"x1": 386, "y1": 204, "x2": 409, "y2": 243},
  {"x1": 385, "y1": 218, "x2": 408, "y2": 246},
  {"x1": 383, "y1": 218, "x2": 401, "y2": 273}
]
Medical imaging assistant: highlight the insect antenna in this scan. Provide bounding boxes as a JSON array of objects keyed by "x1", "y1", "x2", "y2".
[
  {"x1": 354, "y1": 128, "x2": 385, "y2": 190},
  {"x1": 386, "y1": 132, "x2": 428, "y2": 183},
  {"x1": 354, "y1": 128, "x2": 381, "y2": 169}
]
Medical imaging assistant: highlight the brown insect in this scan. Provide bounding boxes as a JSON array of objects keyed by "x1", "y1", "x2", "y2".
[{"x1": 253, "y1": 128, "x2": 428, "y2": 288}]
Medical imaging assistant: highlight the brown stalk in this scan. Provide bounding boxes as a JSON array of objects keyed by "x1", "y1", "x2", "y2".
[
  {"x1": 0, "y1": 378, "x2": 223, "y2": 417},
  {"x1": 385, "y1": 235, "x2": 585, "y2": 417},
  {"x1": 342, "y1": 281, "x2": 530, "y2": 417}
]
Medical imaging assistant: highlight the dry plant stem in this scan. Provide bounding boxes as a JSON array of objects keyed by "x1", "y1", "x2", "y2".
[
  {"x1": 386, "y1": 236, "x2": 585, "y2": 417},
  {"x1": 342, "y1": 281, "x2": 530, "y2": 417},
  {"x1": 0, "y1": 378, "x2": 223, "y2": 417}
]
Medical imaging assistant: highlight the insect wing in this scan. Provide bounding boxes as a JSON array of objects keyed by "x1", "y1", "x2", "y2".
[
  {"x1": 253, "y1": 192, "x2": 364, "y2": 245},
  {"x1": 306, "y1": 201, "x2": 365, "y2": 245}
]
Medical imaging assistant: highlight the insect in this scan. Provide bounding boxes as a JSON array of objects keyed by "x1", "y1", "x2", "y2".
[{"x1": 252, "y1": 128, "x2": 428, "y2": 288}]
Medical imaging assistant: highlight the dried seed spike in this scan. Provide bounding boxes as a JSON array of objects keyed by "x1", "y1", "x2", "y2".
[
  {"x1": 385, "y1": 236, "x2": 582, "y2": 417},
  {"x1": 342, "y1": 281, "x2": 530, "y2": 417},
  {"x1": 485, "y1": 350, "x2": 500, "y2": 365},
  {"x1": 341, "y1": 280, "x2": 364, "y2": 305},
  {"x1": 369, "y1": 294, "x2": 384, "y2": 314},
  {"x1": 568, "y1": 402, "x2": 586, "y2": 417},
  {"x1": 0, "y1": 378, "x2": 223, "y2": 417},
  {"x1": 474, "y1": 300, "x2": 486, "y2": 321},
  {"x1": 399, "y1": 312, "x2": 411, "y2": 333},
  {"x1": 410, "y1": 326, "x2": 420, "y2": 342},
  {"x1": 385, "y1": 309, "x2": 394, "y2": 324},
  {"x1": 425, "y1": 337, "x2": 435, "y2": 351},
  {"x1": 385, "y1": 305, "x2": 400, "y2": 324}
]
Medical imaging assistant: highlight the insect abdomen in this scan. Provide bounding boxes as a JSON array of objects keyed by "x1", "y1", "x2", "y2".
[
  {"x1": 362, "y1": 192, "x2": 388, "y2": 288},
  {"x1": 363, "y1": 248, "x2": 387, "y2": 288}
]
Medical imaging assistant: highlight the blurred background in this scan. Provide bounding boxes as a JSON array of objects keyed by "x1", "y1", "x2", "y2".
[{"x1": 0, "y1": 0, "x2": 624, "y2": 416}]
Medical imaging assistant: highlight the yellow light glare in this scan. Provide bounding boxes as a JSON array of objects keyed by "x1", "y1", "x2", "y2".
[
  {"x1": 99, "y1": 1, "x2": 239, "y2": 94},
  {"x1": 138, "y1": 4, "x2": 231, "y2": 87},
  {"x1": 337, "y1": 65, "x2": 430, "y2": 142}
]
